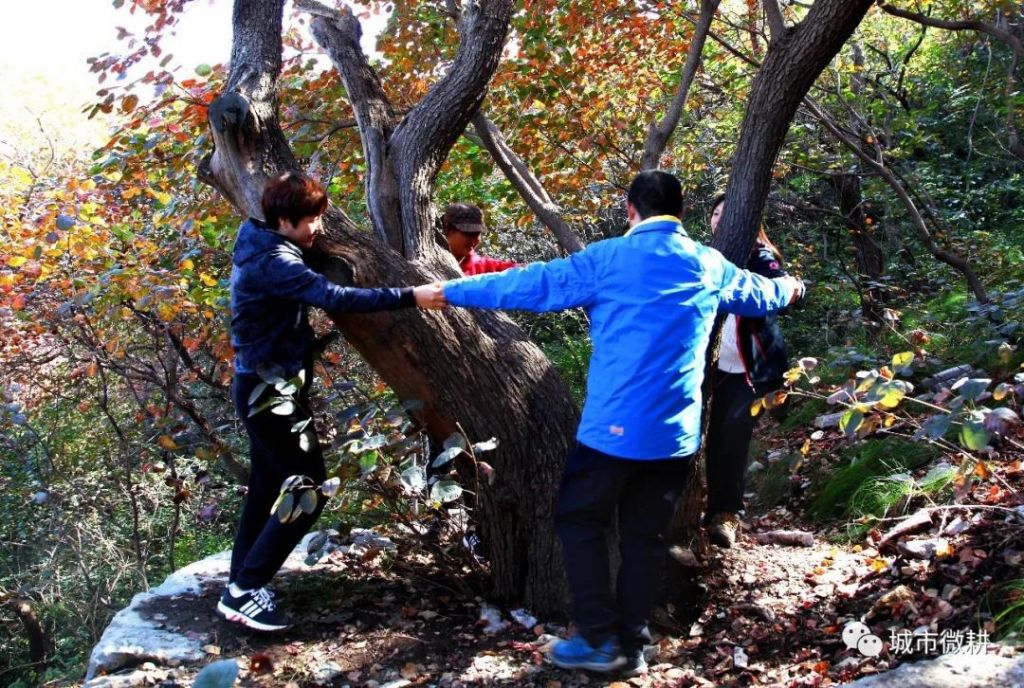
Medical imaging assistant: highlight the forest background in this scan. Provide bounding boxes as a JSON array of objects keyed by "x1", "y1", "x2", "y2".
[{"x1": 2, "y1": 1, "x2": 1023, "y2": 685}]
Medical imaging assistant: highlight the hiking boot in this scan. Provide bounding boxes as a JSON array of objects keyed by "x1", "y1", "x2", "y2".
[
  {"x1": 708, "y1": 512, "x2": 741, "y2": 548},
  {"x1": 217, "y1": 586, "x2": 290, "y2": 632},
  {"x1": 549, "y1": 635, "x2": 626, "y2": 672}
]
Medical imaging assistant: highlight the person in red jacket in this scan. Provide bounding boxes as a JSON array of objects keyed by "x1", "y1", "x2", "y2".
[{"x1": 443, "y1": 203, "x2": 520, "y2": 275}]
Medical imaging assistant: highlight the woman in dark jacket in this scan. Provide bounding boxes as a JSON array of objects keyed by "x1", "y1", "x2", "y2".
[{"x1": 705, "y1": 196, "x2": 790, "y2": 547}]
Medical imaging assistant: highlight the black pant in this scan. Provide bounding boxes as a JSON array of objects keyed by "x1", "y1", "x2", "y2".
[
  {"x1": 229, "y1": 372, "x2": 327, "y2": 590},
  {"x1": 704, "y1": 371, "x2": 757, "y2": 518},
  {"x1": 555, "y1": 443, "x2": 690, "y2": 652}
]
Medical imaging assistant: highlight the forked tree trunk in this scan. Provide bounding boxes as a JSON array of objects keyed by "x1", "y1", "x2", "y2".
[
  {"x1": 201, "y1": 0, "x2": 574, "y2": 614},
  {"x1": 665, "y1": 0, "x2": 876, "y2": 565}
]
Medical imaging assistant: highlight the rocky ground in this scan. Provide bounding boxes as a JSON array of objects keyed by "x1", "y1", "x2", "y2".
[{"x1": 79, "y1": 504, "x2": 1023, "y2": 688}]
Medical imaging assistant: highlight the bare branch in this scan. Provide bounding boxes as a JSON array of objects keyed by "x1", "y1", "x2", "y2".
[
  {"x1": 471, "y1": 112, "x2": 584, "y2": 254},
  {"x1": 803, "y1": 97, "x2": 989, "y2": 302},
  {"x1": 640, "y1": 0, "x2": 721, "y2": 170},
  {"x1": 878, "y1": 2, "x2": 1024, "y2": 159}
]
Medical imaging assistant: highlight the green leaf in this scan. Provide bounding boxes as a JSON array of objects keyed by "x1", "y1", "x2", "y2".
[
  {"x1": 958, "y1": 412, "x2": 990, "y2": 450},
  {"x1": 430, "y1": 478, "x2": 464, "y2": 503},
  {"x1": 953, "y1": 378, "x2": 991, "y2": 403},
  {"x1": 274, "y1": 493, "x2": 295, "y2": 522},
  {"x1": 359, "y1": 450, "x2": 380, "y2": 475},
  {"x1": 196, "y1": 63, "x2": 213, "y2": 77},
  {"x1": 401, "y1": 465, "x2": 426, "y2": 493},
  {"x1": 348, "y1": 434, "x2": 388, "y2": 454},
  {"x1": 299, "y1": 488, "x2": 318, "y2": 515},
  {"x1": 920, "y1": 413, "x2": 952, "y2": 440},
  {"x1": 320, "y1": 477, "x2": 341, "y2": 497},
  {"x1": 431, "y1": 446, "x2": 464, "y2": 468},
  {"x1": 271, "y1": 399, "x2": 296, "y2": 416},
  {"x1": 892, "y1": 351, "x2": 914, "y2": 368},
  {"x1": 193, "y1": 659, "x2": 239, "y2": 688},
  {"x1": 839, "y1": 410, "x2": 865, "y2": 438},
  {"x1": 298, "y1": 429, "x2": 315, "y2": 453},
  {"x1": 247, "y1": 382, "x2": 268, "y2": 406}
]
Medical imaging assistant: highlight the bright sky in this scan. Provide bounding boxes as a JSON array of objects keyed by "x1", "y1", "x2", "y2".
[{"x1": 0, "y1": 1, "x2": 384, "y2": 152}]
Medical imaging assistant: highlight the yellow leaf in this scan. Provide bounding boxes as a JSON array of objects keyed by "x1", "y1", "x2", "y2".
[
  {"x1": 974, "y1": 461, "x2": 990, "y2": 479},
  {"x1": 199, "y1": 272, "x2": 217, "y2": 287},
  {"x1": 750, "y1": 398, "x2": 764, "y2": 417},
  {"x1": 180, "y1": 258, "x2": 194, "y2": 271},
  {"x1": 158, "y1": 435, "x2": 178, "y2": 450},
  {"x1": 8, "y1": 256, "x2": 27, "y2": 267},
  {"x1": 800, "y1": 439, "x2": 810, "y2": 456},
  {"x1": 892, "y1": 351, "x2": 914, "y2": 368}
]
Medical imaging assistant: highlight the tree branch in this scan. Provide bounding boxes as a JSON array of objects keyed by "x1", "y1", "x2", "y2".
[
  {"x1": 203, "y1": 0, "x2": 296, "y2": 217},
  {"x1": 878, "y1": 2, "x2": 1024, "y2": 159},
  {"x1": 804, "y1": 97, "x2": 989, "y2": 302},
  {"x1": 389, "y1": 0, "x2": 516, "y2": 259},
  {"x1": 640, "y1": 0, "x2": 721, "y2": 170},
  {"x1": 763, "y1": 0, "x2": 785, "y2": 41},
  {"x1": 302, "y1": 0, "x2": 404, "y2": 250},
  {"x1": 471, "y1": 112, "x2": 584, "y2": 254}
]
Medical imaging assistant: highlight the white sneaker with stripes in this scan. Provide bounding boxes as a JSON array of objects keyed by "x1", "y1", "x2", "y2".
[{"x1": 217, "y1": 585, "x2": 289, "y2": 632}]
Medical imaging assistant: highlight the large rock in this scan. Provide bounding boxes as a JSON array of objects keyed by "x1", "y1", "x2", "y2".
[
  {"x1": 85, "y1": 528, "x2": 390, "y2": 683},
  {"x1": 837, "y1": 653, "x2": 1024, "y2": 688}
]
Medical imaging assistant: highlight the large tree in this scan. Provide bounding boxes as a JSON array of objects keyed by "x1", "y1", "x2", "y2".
[{"x1": 202, "y1": 0, "x2": 575, "y2": 613}]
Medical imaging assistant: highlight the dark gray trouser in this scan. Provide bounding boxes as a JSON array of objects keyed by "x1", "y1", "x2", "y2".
[
  {"x1": 704, "y1": 371, "x2": 757, "y2": 519},
  {"x1": 555, "y1": 443, "x2": 690, "y2": 652},
  {"x1": 230, "y1": 372, "x2": 327, "y2": 590}
]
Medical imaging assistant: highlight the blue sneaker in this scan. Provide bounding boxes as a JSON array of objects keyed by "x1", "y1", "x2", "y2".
[{"x1": 549, "y1": 635, "x2": 626, "y2": 672}]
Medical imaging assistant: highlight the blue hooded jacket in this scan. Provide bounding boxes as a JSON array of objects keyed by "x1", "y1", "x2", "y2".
[
  {"x1": 230, "y1": 218, "x2": 414, "y2": 376},
  {"x1": 443, "y1": 217, "x2": 797, "y2": 460}
]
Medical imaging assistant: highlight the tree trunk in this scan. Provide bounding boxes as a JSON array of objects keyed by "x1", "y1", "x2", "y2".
[
  {"x1": 202, "y1": 0, "x2": 574, "y2": 614},
  {"x1": 833, "y1": 172, "x2": 886, "y2": 321},
  {"x1": 666, "y1": 0, "x2": 875, "y2": 555}
]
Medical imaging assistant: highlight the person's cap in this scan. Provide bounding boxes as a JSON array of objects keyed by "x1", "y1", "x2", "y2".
[{"x1": 443, "y1": 203, "x2": 486, "y2": 234}]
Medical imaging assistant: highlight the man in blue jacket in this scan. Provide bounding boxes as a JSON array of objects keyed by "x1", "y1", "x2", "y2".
[{"x1": 442, "y1": 171, "x2": 803, "y2": 673}]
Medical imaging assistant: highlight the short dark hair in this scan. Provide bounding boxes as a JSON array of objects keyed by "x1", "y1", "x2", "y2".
[
  {"x1": 627, "y1": 171, "x2": 683, "y2": 219},
  {"x1": 261, "y1": 172, "x2": 328, "y2": 229}
]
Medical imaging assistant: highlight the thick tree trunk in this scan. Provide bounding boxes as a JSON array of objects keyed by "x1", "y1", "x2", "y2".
[
  {"x1": 666, "y1": 0, "x2": 875, "y2": 557},
  {"x1": 202, "y1": 0, "x2": 575, "y2": 613}
]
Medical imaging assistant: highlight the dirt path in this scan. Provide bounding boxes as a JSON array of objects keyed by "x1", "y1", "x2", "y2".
[{"x1": 114, "y1": 510, "x2": 1019, "y2": 688}]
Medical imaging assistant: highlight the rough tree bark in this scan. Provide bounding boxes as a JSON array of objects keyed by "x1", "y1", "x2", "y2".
[
  {"x1": 200, "y1": 0, "x2": 576, "y2": 614},
  {"x1": 665, "y1": 0, "x2": 876, "y2": 563}
]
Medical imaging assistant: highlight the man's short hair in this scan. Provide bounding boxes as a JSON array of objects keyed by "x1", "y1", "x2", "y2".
[
  {"x1": 627, "y1": 171, "x2": 683, "y2": 219},
  {"x1": 261, "y1": 172, "x2": 328, "y2": 229},
  {"x1": 443, "y1": 203, "x2": 486, "y2": 234}
]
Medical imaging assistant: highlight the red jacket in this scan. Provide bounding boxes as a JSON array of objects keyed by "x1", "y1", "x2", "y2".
[{"x1": 460, "y1": 250, "x2": 519, "y2": 276}]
